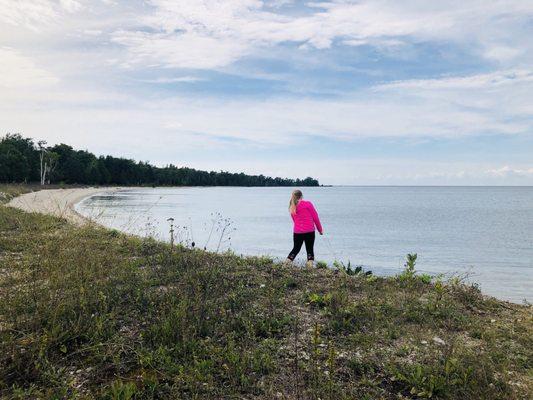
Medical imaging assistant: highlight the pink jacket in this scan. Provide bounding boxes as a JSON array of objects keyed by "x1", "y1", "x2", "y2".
[{"x1": 291, "y1": 200, "x2": 323, "y2": 234}]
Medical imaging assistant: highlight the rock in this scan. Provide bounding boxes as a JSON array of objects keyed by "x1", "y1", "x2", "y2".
[{"x1": 432, "y1": 336, "x2": 445, "y2": 345}]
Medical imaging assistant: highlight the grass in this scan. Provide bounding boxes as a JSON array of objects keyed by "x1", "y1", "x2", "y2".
[
  {"x1": 0, "y1": 185, "x2": 532, "y2": 399},
  {"x1": 0, "y1": 184, "x2": 39, "y2": 203}
]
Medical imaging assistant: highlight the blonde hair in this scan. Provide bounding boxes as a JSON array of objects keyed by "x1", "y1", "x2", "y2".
[{"x1": 289, "y1": 189, "x2": 303, "y2": 214}]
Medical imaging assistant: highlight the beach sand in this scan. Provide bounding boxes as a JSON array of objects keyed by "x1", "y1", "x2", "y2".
[{"x1": 7, "y1": 187, "x2": 118, "y2": 225}]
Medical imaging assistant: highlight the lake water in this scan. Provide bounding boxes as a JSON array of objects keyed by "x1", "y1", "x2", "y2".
[{"x1": 75, "y1": 186, "x2": 533, "y2": 303}]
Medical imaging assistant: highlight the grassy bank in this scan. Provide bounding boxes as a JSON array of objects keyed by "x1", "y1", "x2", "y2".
[
  {"x1": 0, "y1": 188, "x2": 531, "y2": 399},
  {"x1": 0, "y1": 184, "x2": 42, "y2": 202}
]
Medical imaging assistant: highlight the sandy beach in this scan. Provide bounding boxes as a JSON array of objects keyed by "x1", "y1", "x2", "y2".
[{"x1": 7, "y1": 187, "x2": 118, "y2": 225}]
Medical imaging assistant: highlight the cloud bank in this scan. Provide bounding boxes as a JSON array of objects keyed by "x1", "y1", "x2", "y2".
[{"x1": 0, "y1": 0, "x2": 531, "y2": 184}]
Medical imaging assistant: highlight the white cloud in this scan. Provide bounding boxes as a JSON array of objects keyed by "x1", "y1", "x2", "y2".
[
  {"x1": 0, "y1": 0, "x2": 58, "y2": 29},
  {"x1": 486, "y1": 166, "x2": 533, "y2": 178},
  {"x1": 111, "y1": 30, "x2": 249, "y2": 69},
  {"x1": 3, "y1": 1, "x2": 532, "y2": 72},
  {"x1": 83, "y1": 29, "x2": 102, "y2": 36},
  {"x1": 484, "y1": 46, "x2": 523, "y2": 62},
  {"x1": 2, "y1": 71, "x2": 530, "y2": 146},
  {"x1": 0, "y1": 0, "x2": 83, "y2": 30},
  {"x1": 108, "y1": 0, "x2": 533, "y2": 70},
  {"x1": 2, "y1": 80, "x2": 531, "y2": 184},
  {"x1": 375, "y1": 70, "x2": 533, "y2": 91},
  {"x1": 59, "y1": 0, "x2": 83, "y2": 13},
  {"x1": 371, "y1": 69, "x2": 533, "y2": 136},
  {"x1": 0, "y1": 47, "x2": 59, "y2": 88},
  {"x1": 138, "y1": 76, "x2": 205, "y2": 84}
]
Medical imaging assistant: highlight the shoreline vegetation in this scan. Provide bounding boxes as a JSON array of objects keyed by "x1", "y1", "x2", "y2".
[
  {"x1": 1, "y1": 185, "x2": 531, "y2": 399},
  {"x1": 0, "y1": 134, "x2": 319, "y2": 187}
]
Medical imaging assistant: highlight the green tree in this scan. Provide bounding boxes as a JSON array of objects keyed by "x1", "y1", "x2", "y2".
[
  {"x1": 0, "y1": 133, "x2": 320, "y2": 186},
  {"x1": 0, "y1": 133, "x2": 39, "y2": 182}
]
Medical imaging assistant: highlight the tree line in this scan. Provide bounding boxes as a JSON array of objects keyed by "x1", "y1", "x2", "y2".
[{"x1": 0, "y1": 134, "x2": 319, "y2": 187}]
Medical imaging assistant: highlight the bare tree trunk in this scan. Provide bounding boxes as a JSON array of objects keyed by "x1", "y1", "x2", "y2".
[
  {"x1": 38, "y1": 141, "x2": 48, "y2": 186},
  {"x1": 40, "y1": 152, "x2": 45, "y2": 185},
  {"x1": 43, "y1": 161, "x2": 49, "y2": 186},
  {"x1": 46, "y1": 164, "x2": 51, "y2": 184}
]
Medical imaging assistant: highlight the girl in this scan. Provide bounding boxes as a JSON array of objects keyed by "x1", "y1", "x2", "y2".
[{"x1": 286, "y1": 189, "x2": 323, "y2": 267}]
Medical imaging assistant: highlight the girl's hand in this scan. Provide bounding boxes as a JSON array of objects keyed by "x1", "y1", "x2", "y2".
[{"x1": 319, "y1": 231, "x2": 323, "y2": 235}]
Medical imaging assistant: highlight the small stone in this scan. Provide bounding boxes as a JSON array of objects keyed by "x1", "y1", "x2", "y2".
[
  {"x1": 260, "y1": 284, "x2": 265, "y2": 288},
  {"x1": 432, "y1": 336, "x2": 445, "y2": 345},
  {"x1": 421, "y1": 340, "x2": 428, "y2": 345},
  {"x1": 490, "y1": 319, "x2": 496, "y2": 323}
]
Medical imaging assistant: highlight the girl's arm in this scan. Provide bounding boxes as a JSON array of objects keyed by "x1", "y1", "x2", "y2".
[{"x1": 309, "y1": 202, "x2": 323, "y2": 234}]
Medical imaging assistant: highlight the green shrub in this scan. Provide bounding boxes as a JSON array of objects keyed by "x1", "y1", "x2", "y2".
[
  {"x1": 105, "y1": 380, "x2": 137, "y2": 400},
  {"x1": 398, "y1": 253, "x2": 417, "y2": 281},
  {"x1": 307, "y1": 292, "x2": 332, "y2": 308},
  {"x1": 333, "y1": 260, "x2": 372, "y2": 276}
]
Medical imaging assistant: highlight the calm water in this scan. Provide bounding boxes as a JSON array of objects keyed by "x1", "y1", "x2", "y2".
[{"x1": 75, "y1": 186, "x2": 533, "y2": 303}]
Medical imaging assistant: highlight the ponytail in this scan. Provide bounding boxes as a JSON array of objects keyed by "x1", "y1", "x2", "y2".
[{"x1": 289, "y1": 189, "x2": 303, "y2": 214}]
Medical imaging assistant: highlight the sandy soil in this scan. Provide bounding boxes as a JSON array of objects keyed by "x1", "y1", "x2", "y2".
[{"x1": 7, "y1": 187, "x2": 119, "y2": 225}]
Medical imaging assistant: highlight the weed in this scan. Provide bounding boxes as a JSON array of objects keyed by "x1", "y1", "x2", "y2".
[
  {"x1": 398, "y1": 253, "x2": 418, "y2": 281},
  {"x1": 105, "y1": 380, "x2": 137, "y2": 400},
  {"x1": 307, "y1": 292, "x2": 332, "y2": 308},
  {"x1": 333, "y1": 260, "x2": 373, "y2": 277}
]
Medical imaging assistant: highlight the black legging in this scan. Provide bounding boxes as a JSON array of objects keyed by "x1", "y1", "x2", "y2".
[{"x1": 287, "y1": 231, "x2": 315, "y2": 261}]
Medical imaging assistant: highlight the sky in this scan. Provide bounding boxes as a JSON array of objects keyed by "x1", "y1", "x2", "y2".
[{"x1": 1, "y1": 0, "x2": 532, "y2": 185}]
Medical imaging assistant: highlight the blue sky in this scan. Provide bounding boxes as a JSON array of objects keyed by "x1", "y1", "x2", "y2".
[{"x1": 1, "y1": 0, "x2": 532, "y2": 184}]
